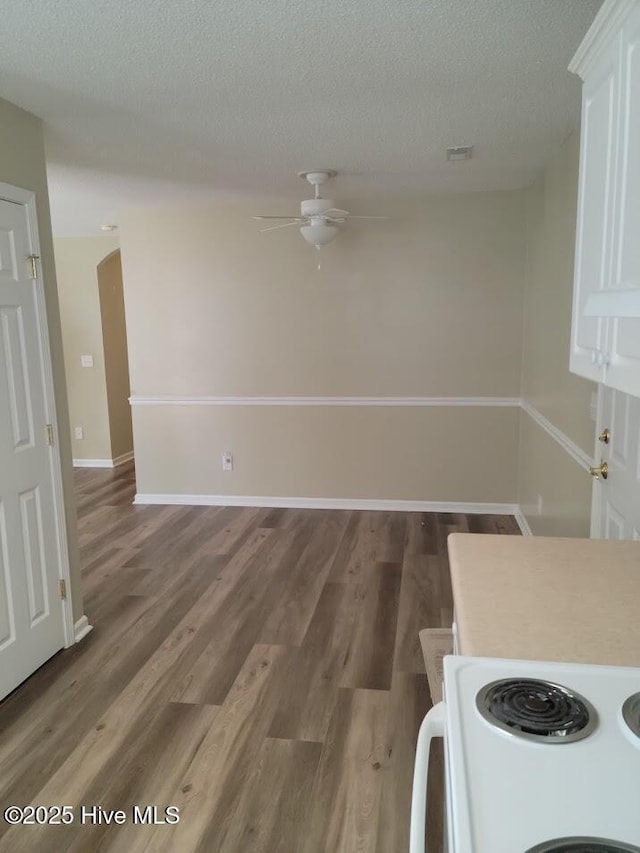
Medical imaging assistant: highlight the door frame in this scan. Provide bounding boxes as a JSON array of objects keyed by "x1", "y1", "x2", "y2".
[{"x1": 0, "y1": 181, "x2": 75, "y2": 647}]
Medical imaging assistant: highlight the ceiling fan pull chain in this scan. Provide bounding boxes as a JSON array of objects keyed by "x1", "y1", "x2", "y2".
[{"x1": 317, "y1": 246, "x2": 321, "y2": 270}]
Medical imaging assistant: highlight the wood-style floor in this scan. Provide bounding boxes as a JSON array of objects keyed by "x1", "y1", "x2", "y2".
[{"x1": 0, "y1": 463, "x2": 519, "y2": 852}]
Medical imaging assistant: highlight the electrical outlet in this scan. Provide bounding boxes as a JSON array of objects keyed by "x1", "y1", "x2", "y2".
[
  {"x1": 222, "y1": 452, "x2": 233, "y2": 471},
  {"x1": 74, "y1": 426, "x2": 84, "y2": 439},
  {"x1": 80, "y1": 354, "x2": 94, "y2": 368},
  {"x1": 537, "y1": 494, "x2": 543, "y2": 516}
]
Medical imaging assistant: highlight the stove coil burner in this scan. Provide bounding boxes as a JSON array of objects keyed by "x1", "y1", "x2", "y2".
[
  {"x1": 476, "y1": 678, "x2": 597, "y2": 743},
  {"x1": 525, "y1": 838, "x2": 640, "y2": 852},
  {"x1": 622, "y1": 692, "x2": 640, "y2": 739}
]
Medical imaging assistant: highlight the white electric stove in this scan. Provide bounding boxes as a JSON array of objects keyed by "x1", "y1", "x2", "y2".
[{"x1": 410, "y1": 655, "x2": 640, "y2": 853}]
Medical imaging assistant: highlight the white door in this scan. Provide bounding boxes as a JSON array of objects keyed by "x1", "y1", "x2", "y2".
[
  {"x1": 0, "y1": 194, "x2": 67, "y2": 699},
  {"x1": 591, "y1": 385, "x2": 640, "y2": 540}
]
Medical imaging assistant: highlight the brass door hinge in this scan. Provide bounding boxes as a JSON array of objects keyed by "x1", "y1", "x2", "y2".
[
  {"x1": 45, "y1": 424, "x2": 54, "y2": 446},
  {"x1": 59, "y1": 579, "x2": 67, "y2": 600},
  {"x1": 27, "y1": 254, "x2": 40, "y2": 279}
]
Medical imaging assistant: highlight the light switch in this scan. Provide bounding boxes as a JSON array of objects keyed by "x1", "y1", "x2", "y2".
[{"x1": 81, "y1": 354, "x2": 94, "y2": 368}]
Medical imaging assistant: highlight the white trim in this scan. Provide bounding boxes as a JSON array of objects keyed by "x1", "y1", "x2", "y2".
[
  {"x1": 0, "y1": 182, "x2": 33, "y2": 206},
  {"x1": 514, "y1": 508, "x2": 533, "y2": 537},
  {"x1": 0, "y1": 183, "x2": 76, "y2": 649},
  {"x1": 135, "y1": 491, "x2": 538, "y2": 534},
  {"x1": 134, "y1": 493, "x2": 519, "y2": 514},
  {"x1": 129, "y1": 395, "x2": 521, "y2": 408},
  {"x1": 569, "y1": 0, "x2": 636, "y2": 79},
  {"x1": 73, "y1": 615, "x2": 93, "y2": 643},
  {"x1": 521, "y1": 400, "x2": 592, "y2": 472},
  {"x1": 73, "y1": 451, "x2": 134, "y2": 468}
]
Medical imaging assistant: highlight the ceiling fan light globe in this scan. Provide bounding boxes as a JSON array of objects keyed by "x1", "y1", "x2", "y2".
[{"x1": 300, "y1": 223, "x2": 338, "y2": 247}]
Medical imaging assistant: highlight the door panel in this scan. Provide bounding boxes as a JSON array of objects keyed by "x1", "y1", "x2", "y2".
[
  {"x1": 20, "y1": 487, "x2": 49, "y2": 625},
  {"x1": 0, "y1": 504, "x2": 16, "y2": 649},
  {"x1": 0, "y1": 224, "x2": 18, "y2": 277},
  {"x1": 1, "y1": 306, "x2": 35, "y2": 450},
  {"x1": 607, "y1": 3, "x2": 640, "y2": 394},
  {"x1": 610, "y1": 388, "x2": 629, "y2": 468},
  {"x1": 605, "y1": 502, "x2": 625, "y2": 540},
  {"x1": 570, "y1": 35, "x2": 620, "y2": 381},
  {"x1": 613, "y1": 5, "x2": 640, "y2": 290},
  {"x1": 0, "y1": 195, "x2": 65, "y2": 699},
  {"x1": 593, "y1": 385, "x2": 640, "y2": 540}
]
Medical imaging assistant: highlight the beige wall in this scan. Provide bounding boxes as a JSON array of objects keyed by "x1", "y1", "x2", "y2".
[
  {"x1": 518, "y1": 414, "x2": 592, "y2": 537},
  {"x1": 54, "y1": 236, "x2": 119, "y2": 461},
  {"x1": 122, "y1": 194, "x2": 525, "y2": 397},
  {"x1": 120, "y1": 192, "x2": 526, "y2": 504},
  {"x1": 115, "y1": 142, "x2": 598, "y2": 529},
  {"x1": 0, "y1": 98, "x2": 83, "y2": 620},
  {"x1": 97, "y1": 251, "x2": 133, "y2": 460},
  {"x1": 518, "y1": 133, "x2": 596, "y2": 535},
  {"x1": 133, "y1": 405, "x2": 520, "y2": 503}
]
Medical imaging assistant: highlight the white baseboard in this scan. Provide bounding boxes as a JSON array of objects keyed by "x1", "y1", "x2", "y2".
[
  {"x1": 134, "y1": 493, "x2": 519, "y2": 515},
  {"x1": 73, "y1": 451, "x2": 134, "y2": 469},
  {"x1": 74, "y1": 615, "x2": 93, "y2": 643},
  {"x1": 113, "y1": 451, "x2": 135, "y2": 467},
  {"x1": 514, "y1": 508, "x2": 533, "y2": 536},
  {"x1": 73, "y1": 458, "x2": 114, "y2": 468}
]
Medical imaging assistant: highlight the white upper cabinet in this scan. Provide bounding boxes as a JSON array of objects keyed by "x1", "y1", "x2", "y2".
[
  {"x1": 570, "y1": 0, "x2": 640, "y2": 397},
  {"x1": 570, "y1": 32, "x2": 620, "y2": 382}
]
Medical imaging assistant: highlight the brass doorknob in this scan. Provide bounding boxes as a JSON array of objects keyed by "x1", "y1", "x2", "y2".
[
  {"x1": 589, "y1": 460, "x2": 608, "y2": 480},
  {"x1": 598, "y1": 428, "x2": 610, "y2": 444}
]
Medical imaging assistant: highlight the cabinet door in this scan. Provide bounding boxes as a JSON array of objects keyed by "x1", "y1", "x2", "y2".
[
  {"x1": 606, "y1": 4, "x2": 640, "y2": 397},
  {"x1": 570, "y1": 34, "x2": 621, "y2": 383}
]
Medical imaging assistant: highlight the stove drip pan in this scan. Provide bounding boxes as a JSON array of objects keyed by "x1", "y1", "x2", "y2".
[
  {"x1": 476, "y1": 678, "x2": 597, "y2": 743},
  {"x1": 622, "y1": 692, "x2": 640, "y2": 739},
  {"x1": 525, "y1": 839, "x2": 640, "y2": 852}
]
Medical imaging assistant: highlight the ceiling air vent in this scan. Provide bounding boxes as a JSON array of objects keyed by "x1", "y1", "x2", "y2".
[{"x1": 446, "y1": 146, "x2": 473, "y2": 161}]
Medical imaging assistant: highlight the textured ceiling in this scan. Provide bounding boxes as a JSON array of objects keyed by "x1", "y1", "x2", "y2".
[{"x1": 0, "y1": 0, "x2": 601, "y2": 235}]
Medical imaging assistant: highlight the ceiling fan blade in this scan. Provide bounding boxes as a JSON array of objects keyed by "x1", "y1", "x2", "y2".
[
  {"x1": 346, "y1": 215, "x2": 390, "y2": 220},
  {"x1": 324, "y1": 216, "x2": 347, "y2": 223},
  {"x1": 260, "y1": 220, "x2": 301, "y2": 232},
  {"x1": 252, "y1": 215, "x2": 303, "y2": 220}
]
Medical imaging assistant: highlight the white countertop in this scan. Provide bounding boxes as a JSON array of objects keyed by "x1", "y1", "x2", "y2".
[{"x1": 448, "y1": 533, "x2": 640, "y2": 666}]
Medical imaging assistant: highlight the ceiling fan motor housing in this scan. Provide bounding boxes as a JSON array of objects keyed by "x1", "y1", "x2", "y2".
[{"x1": 301, "y1": 198, "x2": 334, "y2": 217}]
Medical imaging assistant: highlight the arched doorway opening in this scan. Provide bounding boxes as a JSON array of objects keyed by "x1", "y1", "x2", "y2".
[{"x1": 96, "y1": 249, "x2": 134, "y2": 468}]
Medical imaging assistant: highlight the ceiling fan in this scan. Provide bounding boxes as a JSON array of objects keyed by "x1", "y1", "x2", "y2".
[{"x1": 253, "y1": 170, "x2": 388, "y2": 253}]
